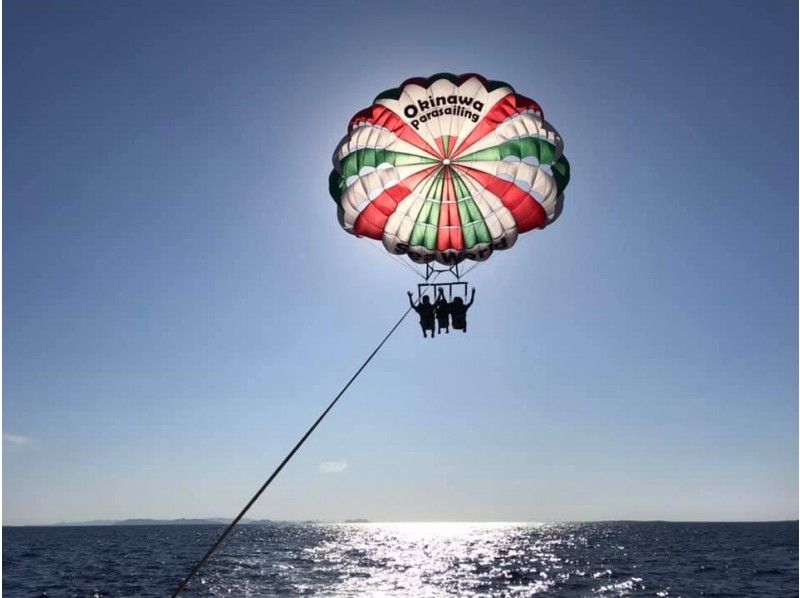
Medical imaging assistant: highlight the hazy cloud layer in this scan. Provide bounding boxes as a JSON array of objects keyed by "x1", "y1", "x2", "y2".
[
  {"x1": 319, "y1": 460, "x2": 348, "y2": 474},
  {"x1": 4, "y1": 434, "x2": 31, "y2": 447}
]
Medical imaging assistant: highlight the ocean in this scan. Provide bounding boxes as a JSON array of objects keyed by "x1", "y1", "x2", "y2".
[{"x1": 3, "y1": 521, "x2": 797, "y2": 597}]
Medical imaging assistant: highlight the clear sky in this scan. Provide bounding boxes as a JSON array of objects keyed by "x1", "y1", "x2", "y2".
[{"x1": 4, "y1": 0, "x2": 797, "y2": 525}]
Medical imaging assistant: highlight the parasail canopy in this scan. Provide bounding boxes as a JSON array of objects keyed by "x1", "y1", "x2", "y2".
[{"x1": 329, "y1": 73, "x2": 570, "y2": 266}]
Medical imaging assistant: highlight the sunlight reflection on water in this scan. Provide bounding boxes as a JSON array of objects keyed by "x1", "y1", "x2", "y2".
[{"x1": 284, "y1": 522, "x2": 625, "y2": 596}]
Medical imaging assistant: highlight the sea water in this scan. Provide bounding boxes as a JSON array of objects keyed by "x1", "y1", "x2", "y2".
[{"x1": 3, "y1": 521, "x2": 797, "y2": 596}]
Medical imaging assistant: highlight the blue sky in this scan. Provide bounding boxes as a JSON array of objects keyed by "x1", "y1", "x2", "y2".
[{"x1": 4, "y1": 0, "x2": 797, "y2": 525}]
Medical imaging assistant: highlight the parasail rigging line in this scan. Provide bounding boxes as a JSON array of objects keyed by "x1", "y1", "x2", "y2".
[
  {"x1": 170, "y1": 296, "x2": 427, "y2": 597},
  {"x1": 366, "y1": 240, "x2": 427, "y2": 280},
  {"x1": 460, "y1": 260, "x2": 482, "y2": 278}
]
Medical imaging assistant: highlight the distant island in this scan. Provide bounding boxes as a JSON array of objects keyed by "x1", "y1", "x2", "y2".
[
  {"x1": 33, "y1": 518, "x2": 370, "y2": 527},
  {"x1": 50, "y1": 518, "x2": 267, "y2": 527}
]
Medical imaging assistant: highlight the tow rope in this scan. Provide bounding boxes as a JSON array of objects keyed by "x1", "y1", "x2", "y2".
[{"x1": 170, "y1": 306, "x2": 414, "y2": 596}]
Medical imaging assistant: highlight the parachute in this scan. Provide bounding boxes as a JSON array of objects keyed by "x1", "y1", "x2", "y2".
[{"x1": 329, "y1": 73, "x2": 570, "y2": 266}]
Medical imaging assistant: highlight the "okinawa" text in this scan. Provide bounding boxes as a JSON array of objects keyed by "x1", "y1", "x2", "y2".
[{"x1": 403, "y1": 95, "x2": 485, "y2": 130}]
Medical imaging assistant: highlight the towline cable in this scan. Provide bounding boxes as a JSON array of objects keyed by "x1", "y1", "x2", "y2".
[{"x1": 170, "y1": 305, "x2": 415, "y2": 597}]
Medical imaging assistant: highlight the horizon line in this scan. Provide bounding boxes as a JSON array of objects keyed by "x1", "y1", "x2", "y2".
[{"x1": 5, "y1": 518, "x2": 798, "y2": 528}]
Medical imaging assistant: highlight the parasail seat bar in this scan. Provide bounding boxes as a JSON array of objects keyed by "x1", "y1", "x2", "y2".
[{"x1": 417, "y1": 281, "x2": 468, "y2": 301}]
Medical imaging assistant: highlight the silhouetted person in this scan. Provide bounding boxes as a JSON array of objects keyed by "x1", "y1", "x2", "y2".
[
  {"x1": 434, "y1": 289, "x2": 450, "y2": 334},
  {"x1": 449, "y1": 289, "x2": 475, "y2": 333},
  {"x1": 408, "y1": 292, "x2": 436, "y2": 338}
]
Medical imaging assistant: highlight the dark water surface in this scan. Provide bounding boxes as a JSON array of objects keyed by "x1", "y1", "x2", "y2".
[{"x1": 3, "y1": 521, "x2": 797, "y2": 597}]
